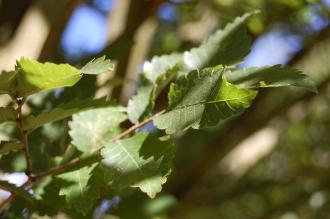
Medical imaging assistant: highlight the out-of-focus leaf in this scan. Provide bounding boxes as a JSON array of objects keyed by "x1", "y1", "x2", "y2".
[
  {"x1": 0, "y1": 70, "x2": 17, "y2": 97},
  {"x1": 128, "y1": 54, "x2": 182, "y2": 124},
  {"x1": 24, "y1": 97, "x2": 115, "y2": 132},
  {"x1": 0, "y1": 107, "x2": 16, "y2": 124},
  {"x1": 225, "y1": 65, "x2": 317, "y2": 92},
  {"x1": 80, "y1": 56, "x2": 114, "y2": 75},
  {"x1": 0, "y1": 180, "x2": 34, "y2": 202},
  {"x1": 153, "y1": 67, "x2": 257, "y2": 134},
  {"x1": 127, "y1": 81, "x2": 154, "y2": 124},
  {"x1": 0, "y1": 141, "x2": 23, "y2": 157},
  {"x1": 101, "y1": 132, "x2": 173, "y2": 198},
  {"x1": 143, "y1": 53, "x2": 182, "y2": 83},
  {"x1": 69, "y1": 105, "x2": 127, "y2": 153}
]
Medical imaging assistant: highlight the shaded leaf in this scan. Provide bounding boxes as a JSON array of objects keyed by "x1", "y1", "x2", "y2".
[
  {"x1": 101, "y1": 132, "x2": 173, "y2": 198},
  {"x1": 58, "y1": 164, "x2": 103, "y2": 215},
  {"x1": 0, "y1": 180, "x2": 34, "y2": 202},
  {"x1": 69, "y1": 105, "x2": 127, "y2": 153},
  {"x1": 24, "y1": 97, "x2": 115, "y2": 132},
  {"x1": 183, "y1": 12, "x2": 256, "y2": 70},
  {"x1": 0, "y1": 70, "x2": 17, "y2": 96},
  {"x1": 153, "y1": 68, "x2": 257, "y2": 134},
  {"x1": 225, "y1": 65, "x2": 317, "y2": 92},
  {"x1": 0, "y1": 107, "x2": 16, "y2": 124},
  {"x1": 80, "y1": 56, "x2": 114, "y2": 75},
  {"x1": 0, "y1": 141, "x2": 23, "y2": 157}
]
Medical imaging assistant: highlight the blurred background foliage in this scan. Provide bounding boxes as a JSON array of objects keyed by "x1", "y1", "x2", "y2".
[{"x1": 0, "y1": 0, "x2": 330, "y2": 218}]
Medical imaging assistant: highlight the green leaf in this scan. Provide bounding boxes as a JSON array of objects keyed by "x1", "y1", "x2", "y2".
[
  {"x1": 183, "y1": 12, "x2": 256, "y2": 70},
  {"x1": 24, "y1": 97, "x2": 115, "y2": 132},
  {"x1": 80, "y1": 56, "x2": 114, "y2": 75},
  {"x1": 0, "y1": 141, "x2": 23, "y2": 157},
  {"x1": 69, "y1": 105, "x2": 127, "y2": 153},
  {"x1": 58, "y1": 164, "x2": 103, "y2": 215},
  {"x1": 101, "y1": 132, "x2": 173, "y2": 198},
  {"x1": 153, "y1": 68, "x2": 257, "y2": 134},
  {"x1": 224, "y1": 65, "x2": 317, "y2": 92},
  {"x1": 127, "y1": 81, "x2": 154, "y2": 124},
  {"x1": 0, "y1": 70, "x2": 18, "y2": 96},
  {"x1": 16, "y1": 57, "x2": 82, "y2": 97},
  {"x1": 127, "y1": 54, "x2": 182, "y2": 124},
  {"x1": 0, "y1": 180, "x2": 34, "y2": 202},
  {"x1": 0, "y1": 107, "x2": 16, "y2": 124}
]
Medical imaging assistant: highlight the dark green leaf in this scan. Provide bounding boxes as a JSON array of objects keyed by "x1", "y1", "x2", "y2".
[
  {"x1": 101, "y1": 132, "x2": 173, "y2": 198},
  {"x1": 183, "y1": 12, "x2": 256, "y2": 70},
  {"x1": 153, "y1": 68, "x2": 257, "y2": 134}
]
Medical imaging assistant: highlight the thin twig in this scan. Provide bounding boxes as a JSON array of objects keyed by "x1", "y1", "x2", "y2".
[
  {"x1": 16, "y1": 98, "x2": 33, "y2": 180},
  {"x1": 0, "y1": 180, "x2": 32, "y2": 211},
  {"x1": 110, "y1": 109, "x2": 166, "y2": 142},
  {"x1": 34, "y1": 157, "x2": 81, "y2": 180},
  {"x1": 0, "y1": 194, "x2": 14, "y2": 210}
]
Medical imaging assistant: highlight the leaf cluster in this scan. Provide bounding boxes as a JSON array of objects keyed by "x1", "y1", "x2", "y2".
[{"x1": 0, "y1": 12, "x2": 316, "y2": 218}]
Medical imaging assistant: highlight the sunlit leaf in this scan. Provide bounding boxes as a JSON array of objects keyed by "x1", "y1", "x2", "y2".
[
  {"x1": 80, "y1": 56, "x2": 114, "y2": 75},
  {"x1": 16, "y1": 57, "x2": 82, "y2": 97}
]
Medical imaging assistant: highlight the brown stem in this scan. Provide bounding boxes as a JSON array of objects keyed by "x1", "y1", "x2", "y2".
[
  {"x1": 16, "y1": 98, "x2": 33, "y2": 180},
  {"x1": 0, "y1": 194, "x2": 14, "y2": 210},
  {"x1": 110, "y1": 109, "x2": 166, "y2": 142}
]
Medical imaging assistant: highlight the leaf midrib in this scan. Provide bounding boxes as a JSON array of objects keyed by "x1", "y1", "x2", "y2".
[{"x1": 173, "y1": 94, "x2": 253, "y2": 110}]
